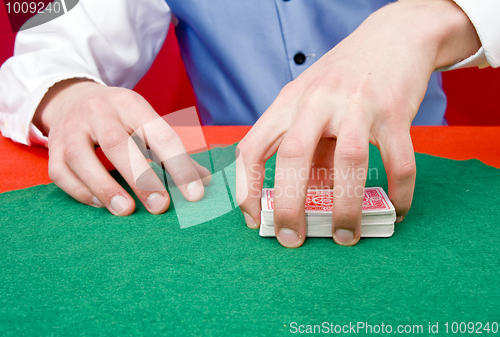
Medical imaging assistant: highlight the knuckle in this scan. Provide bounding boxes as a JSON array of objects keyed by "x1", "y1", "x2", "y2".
[
  {"x1": 154, "y1": 127, "x2": 179, "y2": 146},
  {"x1": 72, "y1": 184, "x2": 91, "y2": 201},
  {"x1": 278, "y1": 136, "x2": 306, "y2": 159},
  {"x1": 236, "y1": 138, "x2": 257, "y2": 162},
  {"x1": 300, "y1": 80, "x2": 328, "y2": 104},
  {"x1": 80, "y1": 95, "x2": 108, "y2": 114},
  {"x1": 170, "y1": 164, "x2": 199, "y2": 187},
  {"x1": 374, "y1": 97, "x2": 415, "y2": 127},
  {"x1": 379, "y1": 94, "x2": 409, "y2": 116},
  {"x1": 273, "y1": 205, "x2": 302, "y2": 224},
  {"x1": 48, "y1": 164, "x2": 62, "y2": 183},
  {"x1": 333, "y1": 206, "x2": 361, "y2": 227},
  {"x1": 335, "y1": 205, "x2": 359, "y2": 220},
  {"x1": 89, "y1": 176, "x2": 115, "y2": 197},
  {"x1": 64, "y1": 142, "x2": 86, "y2": 163},
  {"x1": 393, "y1": 160, "x2": 416, "y2": 180},
  {"x1": 274, "y1": 82, "x2": 303, "y2": 108},
  {"x1": 336, "y1": 144, "x2": 367, "y2": 166},
  {"x1": 100, "y1": 131, "x2": 125, "y2": 151},
  {"x1": 279, "y1": 82, "x2": 298, "y2": 100},
  {"x1": 135, "y1": 171, "x2": 165, "y2": 192},
  {"x1": 236, "y1": 137, "x2": 250, "y2": 154}
]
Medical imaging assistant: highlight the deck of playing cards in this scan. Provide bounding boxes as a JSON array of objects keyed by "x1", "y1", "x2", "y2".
[{"x1": 259, "y1": 187, "x2": 396, "y2": 238}]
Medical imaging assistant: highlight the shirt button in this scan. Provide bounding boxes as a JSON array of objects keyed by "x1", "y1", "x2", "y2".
[{"x1": 294, "y1": 52, "x2": 306, "y2": 65}]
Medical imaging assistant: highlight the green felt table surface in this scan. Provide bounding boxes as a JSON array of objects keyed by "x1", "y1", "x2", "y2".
[{"x1": 1, "y1": 145, "x2": 499, "y2": 336}]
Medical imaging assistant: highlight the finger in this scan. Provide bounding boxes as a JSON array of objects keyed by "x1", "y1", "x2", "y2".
[
  {"x1": 95, "y1": 125, "x2": 171, "y2": 214},
  {"x1": 378, "y1": 129, "x2": 416, "y2": 223},
  {"x1": 332, "y1": 118, "x2": 370, "y2": 246},
  {"x1": 235, "y1": 144, "x2": 264, "y2": 229},
  {"x1": 191, "y1": 158, "x2": 212, "y2": 185},
  {"x1": 63, "y1": 135, "x2": 137, "y2": 216},
  {"x1": 236, "y1": 99, "x2": 293, "y2": 229},
  {"x1": 48, "y1": 141, "x2": 103, "y2": 208},
  {"x1": 273, "y1": 114, "x2": 326, "y2": 248},
  {"x1": 309, "y1": 137, "x2": 336, "y2": 189},
  {"x1": 140, "y1": 118, "x2": 205, "y2": 202}
]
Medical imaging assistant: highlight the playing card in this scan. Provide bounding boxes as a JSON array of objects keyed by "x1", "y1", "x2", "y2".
[
  {"x1": 259, "y1": 187, "x2": 396, "y2": 238},
  {"x1": 259, "y1": 217, "x2": 394, "y2": 238},
  {"x1": 261, "y1": 187, "x2": 394, "y2": 215}
]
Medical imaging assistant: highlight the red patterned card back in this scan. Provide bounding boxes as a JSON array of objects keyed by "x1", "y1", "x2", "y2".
[{"x1": 263, "y1": 187, "x2": 392, "y2": 212}]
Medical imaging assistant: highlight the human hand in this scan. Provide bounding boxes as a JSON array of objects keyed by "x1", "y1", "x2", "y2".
[
  {"x1": 34, "y1": 79, "x2": 211, "y2": 215},
  {"x1": 237, "y1": 0, "x2": 480, "y2": 247}
]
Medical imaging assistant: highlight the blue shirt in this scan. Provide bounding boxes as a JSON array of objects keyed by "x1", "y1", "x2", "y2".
[{"x1": 168, "y1": 0, "x2": 446, "y2": 125}]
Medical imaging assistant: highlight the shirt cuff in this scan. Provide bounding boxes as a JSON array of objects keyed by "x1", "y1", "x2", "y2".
[
  {"x1": 436, "y1": 46, "x2": 489, "y2": 72},
  {"x1": 440, "y1": 0, "x2": 500, "y2": 71}
]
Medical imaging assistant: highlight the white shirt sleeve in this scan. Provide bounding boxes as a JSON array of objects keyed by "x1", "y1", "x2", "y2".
[
  {"x1": 0, "y1": 0, "x2": 171, "y2": 146},
  {"x1": 441, "y1": 0, "x2": 500, "y2": 71}
]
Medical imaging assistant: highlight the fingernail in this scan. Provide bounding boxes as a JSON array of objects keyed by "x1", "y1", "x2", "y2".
[
  {"x1": 147, "y1": 192, "x2": 167, "y2": 212},
  {"x1": 396, "y1": 215, "x2": 405, "y2": 223},
  {"x1": 334, "y1": 229, "x2": 356, "y2": 246},
  {"x1": 277, "y1": 228, "x2": 301, "y2": 248},
  {"x1": 91, "y1": 196, "x2": 103, "y2": 208},
  {"x1": 243, "y1": 211, "x2": 259, "y2": 229},
  {"x1": 187, "y1": 181, "x2": 204, "y2": 201},
  {"x1": 111, "y1": 195, "x2": 128, "y2": 214}
]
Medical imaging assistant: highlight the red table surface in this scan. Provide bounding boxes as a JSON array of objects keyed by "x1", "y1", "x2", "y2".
[{"x1": 1, "y1": 126, "x2": 499, "y2": 194}]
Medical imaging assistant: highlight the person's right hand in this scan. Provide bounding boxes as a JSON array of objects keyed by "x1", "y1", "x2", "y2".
[
  {"x1": 235, "y1": 0, "x2": 481, "y2": 248},
  {"x1": 33, "y1": 79, "x2": 211, "y2": 215}
]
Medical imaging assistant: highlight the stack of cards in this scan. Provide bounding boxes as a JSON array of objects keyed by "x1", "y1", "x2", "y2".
[{"x1": 259, "y1": 187, "x2": 396, "y2": 238}]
